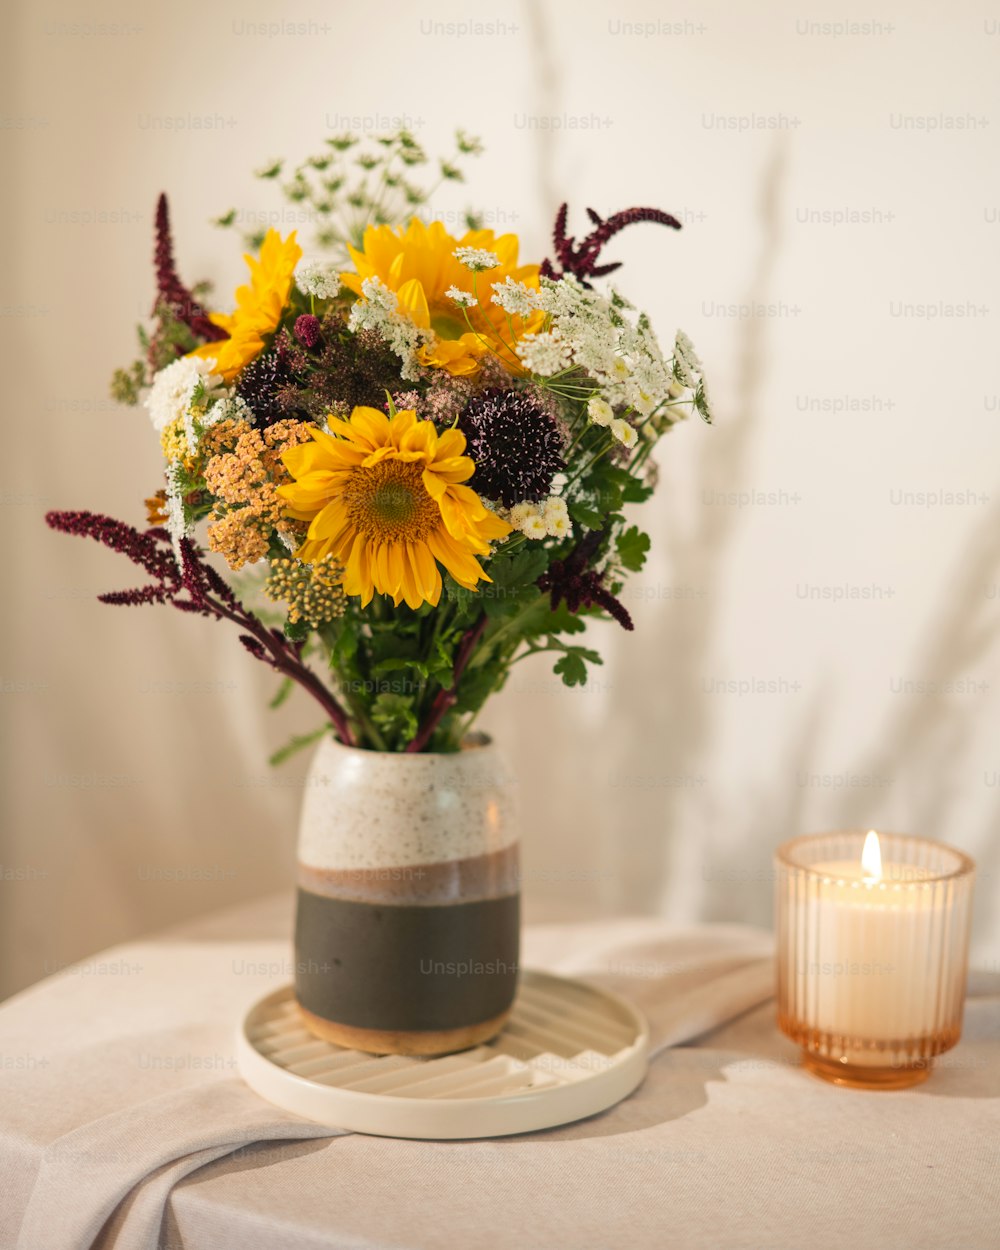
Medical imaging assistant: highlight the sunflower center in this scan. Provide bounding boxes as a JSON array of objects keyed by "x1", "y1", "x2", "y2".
[
  {"x1": 430, "y1": 307, "x2": 471, "y2": 341},
  {"x1": 343, "y1": 458, "x2": 440, "y2": 543}
]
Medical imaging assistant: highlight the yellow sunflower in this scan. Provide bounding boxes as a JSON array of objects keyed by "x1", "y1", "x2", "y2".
[
  {"x1": 340, "y1": 220, "x2": 545, "y2": 377},
  {"x1": 278, "y1": 406, "x2": 511, "y2": 609},
  {"x1": 189, "y1": 229, "x2": 302, "y2": 382}
]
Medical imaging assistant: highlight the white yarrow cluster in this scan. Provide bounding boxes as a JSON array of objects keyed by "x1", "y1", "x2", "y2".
[
  {"x1": 490, "y1": 277, "x2": 540, "y2": 316},
  {"x1": 144, "y1": 356, "x2": 223, "y2": 433},
  {"x1": 348, "y1": 277, "x2": 429, "y2": 381},
  {"x1": 203, "y1": 394, "x2": 253, "y2": 429},
  {"x1": 508, "y1": 495, "x2": 570, "y2": 540},
  {"x1": 445, "y1": 286, "x2": 478, "y2": 308},
  {"x1": 295, "y1": 260, "x2": 340, "y2": 300},
  {"x1": 453, "y1": 246, "x2": 500, "y2": 272}
]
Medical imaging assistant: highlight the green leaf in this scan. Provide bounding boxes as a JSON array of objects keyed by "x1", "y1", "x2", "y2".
[
  {"x1": 454, "y1": 662, "x2": 505, "y2": 715},
  {"x1": 255, "y1": 159, "x2": 284, "y2": 179},
  {"x1": 371, "y1": 656, "x2": 429, "y2": 679},
  {"x1": 554, "y1": 653, "x2": 589, "y2": 686},
  {"x1": 480, "y1": 548, "x2": 549, "y2": 619},
  {"x1": 567, "y1": 501, "x2": 604, "y2": 530},
  {"x1": 531, "y1": 601, "x2": 587, "y2": 636},
  {"x1": 621, "y1": 478, "x2": 654, "y2": 504},
  {"x1": 488, "y1": 547, "x2": 549, "y2": 589},
  {"x1": 370, "y1": 692, "x2": 418, "y2": 743},
  {"x1": 269, "y1": 726, "x2": 327, "y2": 767},
  {"x1": 268, "y1": 677, "x2": 294, "y2": 710},
  {"x1": 617, "y1": 525, "x2": 651, "y2": 572}
]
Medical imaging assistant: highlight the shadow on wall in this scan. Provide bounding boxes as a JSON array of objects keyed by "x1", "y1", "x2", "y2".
[
  {"x1": 605, "y1": 136, "x2": 802, "y2": 922},
  {"x1": 603, "y1": 131, "x2": 1000, "y2": 945}
]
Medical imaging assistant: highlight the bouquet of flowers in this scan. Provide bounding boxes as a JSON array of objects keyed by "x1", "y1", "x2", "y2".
[{"x1": 48, "y1": 130, "x2": 711, "y2": 756}]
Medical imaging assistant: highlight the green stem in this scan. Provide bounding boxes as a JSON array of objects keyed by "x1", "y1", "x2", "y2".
[
  {"x1": 468, "y1": 595, "x2": 545, "y2": 668},
  {"x1": 341, "y1": 686, "x2": 387, "y2": 751}
]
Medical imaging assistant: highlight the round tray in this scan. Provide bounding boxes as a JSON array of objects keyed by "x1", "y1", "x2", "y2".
[{"x1": 237, "y1": 969, "x2": 649, "y2": 1139}]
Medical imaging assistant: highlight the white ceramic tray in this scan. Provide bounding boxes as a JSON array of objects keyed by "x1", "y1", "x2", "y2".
[{"x1": 237, "y1": 969, "x2": 649, "y2": 1139}]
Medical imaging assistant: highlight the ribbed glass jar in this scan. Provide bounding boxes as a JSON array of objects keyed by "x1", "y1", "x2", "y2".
[{"x1": 775, "y1": 831, "x2": 975, "y2": 1089}]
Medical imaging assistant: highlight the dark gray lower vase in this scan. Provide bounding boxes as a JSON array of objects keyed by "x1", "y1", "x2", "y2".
[{"x1": 293, "y1": 736, "x2": 520, "y2": 1056}]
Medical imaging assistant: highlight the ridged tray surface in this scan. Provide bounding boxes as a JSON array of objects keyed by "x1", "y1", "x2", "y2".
[{"x1": 237, "y1": 969, "x2": 649, "y2": 1139}]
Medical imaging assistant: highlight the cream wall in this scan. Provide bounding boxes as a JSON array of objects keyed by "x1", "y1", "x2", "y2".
[{"x1": 3, "y1": 0, "x2": 1000, "y2": 998}]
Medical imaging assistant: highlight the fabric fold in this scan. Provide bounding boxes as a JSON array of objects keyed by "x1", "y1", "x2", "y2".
[
  {"x1": 13, "y1": 923, "x2": 774, "y2": 1250},
  {"x1": 16, "y1": 1080, "x2": 343, "y2": 1250}
]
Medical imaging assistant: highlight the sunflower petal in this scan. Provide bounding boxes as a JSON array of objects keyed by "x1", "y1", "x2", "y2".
[
  {"x1": 349, "y1": 406, "x2": 392, "y2": 450},
  {"x1": 343, "y1": 534, "x2": 374, "y2": 607},
  {"x1": 396, "y1": 278, "x2": 430, "y2": 330},
  {"x1": 427, "y1": 528, "x2": 488, "y2": 590}
]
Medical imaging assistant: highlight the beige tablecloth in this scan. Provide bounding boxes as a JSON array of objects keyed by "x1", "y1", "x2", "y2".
[{"x1": 1, "y1": 896, "x2": 998, "y2": 1250}]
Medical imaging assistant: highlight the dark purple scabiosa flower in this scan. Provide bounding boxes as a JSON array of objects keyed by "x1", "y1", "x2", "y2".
[
  {"x1": 235, "y1": 339, "x2": 306, "y2": 428},
  {"x1": 457, "y1": 389, "x2": 565, "y2": 507}
]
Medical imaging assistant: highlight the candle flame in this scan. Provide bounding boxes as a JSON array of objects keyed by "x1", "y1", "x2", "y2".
[{"x1": 861, "y1": 829, "x2": 882, "y2": 881}]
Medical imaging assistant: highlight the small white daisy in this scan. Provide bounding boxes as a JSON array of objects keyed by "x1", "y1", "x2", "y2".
[
  {"x1": 521, "y1": 513, "x2": 550, "y2": 540},
  {"x1": 543, "y1": 495, "x2": 569, "y2": 519},
  {"x1": 545, "y1": 513, "x2": 571, "y2": 539},
  {"x1": 587, "y1": 396, "x2": 614, "y2": 428},
  {"x1": 610, "y1": 418, "x2": 638, "y2": 449},
  {"x1": 507, "y1": 501, "x2": 539, "y2": 529}
]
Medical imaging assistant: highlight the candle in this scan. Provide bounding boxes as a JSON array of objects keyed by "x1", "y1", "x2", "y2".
[{"x1": 776, "y1": 830, "x2": 975, "y2": 1089}]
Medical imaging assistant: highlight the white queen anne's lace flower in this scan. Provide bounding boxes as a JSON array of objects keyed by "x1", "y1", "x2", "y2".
[
  {"x1": 490, "y1": 277, "x2": 539, "y2": 316},
  {"x1": 445, "y1": 286, "x2": 478, "y2": 308},
  {"x1": 535, "y1": 275, "x2": 683, "y2": 422},
  {"x1": 453, "y1": 246, "x2": 501, "y2": 272},
  {"x1": 348, "y1": 277, "x2": 430, "y2": 381},
  {"x1": 295, "y1": 260, "x2": 340, "y2": 300},
  {"x1": 144, "y1": 356, "x2": 223, "y2": 432},
  {"x1": 517, "y1": 330, "x2": 572, "y2": 378}
]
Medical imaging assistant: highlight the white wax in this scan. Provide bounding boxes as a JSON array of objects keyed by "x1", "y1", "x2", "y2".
[{"x1": 796, "y1": 859, "x2": 946, "y2": 1063}]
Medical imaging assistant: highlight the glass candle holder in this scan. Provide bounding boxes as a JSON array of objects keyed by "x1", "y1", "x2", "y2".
[{"x1": 775, "y1": 831, "x2": 975, "y2": 1089}]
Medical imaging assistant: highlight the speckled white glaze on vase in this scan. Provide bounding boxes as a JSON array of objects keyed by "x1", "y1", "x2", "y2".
[{"x1": 293, "y1": 733, "x2": 520, "y2": 1056}]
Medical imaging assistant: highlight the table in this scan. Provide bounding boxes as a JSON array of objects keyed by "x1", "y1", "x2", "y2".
[{"x1": 1, "y1": 895, "x2": 998, "y2": 1250}]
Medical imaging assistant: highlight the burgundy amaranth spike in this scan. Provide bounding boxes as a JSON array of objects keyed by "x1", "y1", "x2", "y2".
[
  {"x1": 153, "y1": 193, "x2": 227, "y2": 342},
  {"x1": 541, "y1": 203, "x2": 683, "y2": 287},
  {"x1": 537, "y1": 527, "x2": 634, "y2": 631}
]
